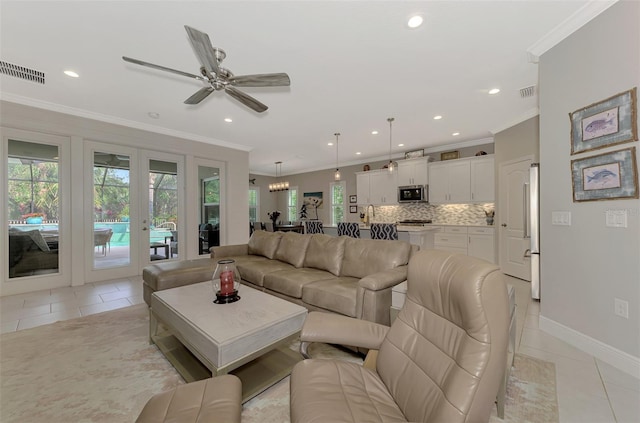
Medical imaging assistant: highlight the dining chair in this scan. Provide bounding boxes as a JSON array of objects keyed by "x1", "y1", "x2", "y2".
[
  {"x1": 370, "y1": 223, "x2": 398, "y2": 240},
  {"x1": 337, "y1": 222, "x2": 360, "y2": 238},
  {"x1": 304, "y1": 220, "x2": 324, "y2": 234},
  {"x1": 264, "y1": 222, "x2": 276, "y2": 232}
]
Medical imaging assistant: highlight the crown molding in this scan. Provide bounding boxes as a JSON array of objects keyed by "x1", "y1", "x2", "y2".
[
  {"x1": 527, "y1": 0, "x2": 618, "y2": 62},
  {"x1": 0, "y1": 93, "x2": 253, "y2": 152}
]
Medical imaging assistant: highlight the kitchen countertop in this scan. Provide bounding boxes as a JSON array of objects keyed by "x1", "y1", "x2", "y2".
[{"x1": 325, "y1": 223, "x2": 495, "y2": 232}]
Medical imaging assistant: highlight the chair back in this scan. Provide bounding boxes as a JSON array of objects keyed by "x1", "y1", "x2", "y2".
[
  {"x1": 376, "y1": 250, "x2": 509, "y2": 423},
  {"x1": 370, "y1": 223, "x2": 398, "y2": 240},
  {"x1": 304, "y1": 220, "x2": 324, "y2": 234},
  {"x1": 264, "y1": 222, "x2": 276, "y2": 232},
  {"x1": 337, "y1": 222, "x2": 360, "y2": 238}
]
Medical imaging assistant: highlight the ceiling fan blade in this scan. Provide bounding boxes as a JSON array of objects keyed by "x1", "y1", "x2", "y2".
[
  {"x1": 225, "y1": 86, "x2": 268, "y2": 113},
  {"x1": 184, "y1": 87, "x2": 214, "y2": 104},
  {"x1": 184, "y1": 25, "x2": 220, "y2": 76},
  {"x1": 228, "y1": 73, "x2": 291, "y2": 87},
  {"x1": 122, "y1": 56, "x2": 203, "y2": 80}
]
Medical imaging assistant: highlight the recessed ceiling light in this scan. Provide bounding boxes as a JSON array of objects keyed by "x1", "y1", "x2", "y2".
[
  {"x1": 371, "y1": 130, "x2": 379, "y2": 135},
  {"x1": 356, "y1": 152, "x2": 362, "y2": 155},
  {"x1": 64, "y1": 70, "x2": 79, "y2": 78},
  {"x1": 452, "y1": 132, "x2": 460, "y2": 136},
  {"x1": 407, "y1": 15, "x2": 424, "y2": 28},
  {"x1": 433, "y1": 115, "x2": 442, "y2": 120},
  {"x1": 147, "y1": 112, "x2": 160, "y2": 119},
  {"x1": 224, "y1": 117, "x2": 233, "y2": 123},
  {"x1": 398, "y1": 143, "x2": 404, "y2": 147},
  {"x1": 328, "y1": 142, "x2": 334, "y2": 146},
  {"x1": 489, "y1": 88, "x2": 500, "y2": 95}
]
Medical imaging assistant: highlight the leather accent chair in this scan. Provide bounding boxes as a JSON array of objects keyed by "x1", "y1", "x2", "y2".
[
  {"x1": 304, "y1": 220, "x2": 324, "y2": 234},
  {"x1": 291, "y1": 250, "x2": 509, "y2": 423},
  {"x1": 337, "y1": 222, "x2": 360, "y2": 238},
  {"x1": 136, "y1": 375, "x2": 242, "y2": 423},
  {"x1": 370, "y1": 223, "x2": 398, "y2": 240}
]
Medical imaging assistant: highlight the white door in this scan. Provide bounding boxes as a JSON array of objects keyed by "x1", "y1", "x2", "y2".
[{"x1": 498, "y1": 157, "x2": 532, "y2": 280}]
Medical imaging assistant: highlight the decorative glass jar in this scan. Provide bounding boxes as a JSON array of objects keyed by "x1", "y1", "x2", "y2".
[{"x1": 212, "y1": 259, "x2": 241, "y2": 304}]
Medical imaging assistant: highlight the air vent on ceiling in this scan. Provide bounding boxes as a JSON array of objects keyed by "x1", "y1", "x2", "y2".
[
  {"x1": 520, "y1": 85, "x2": 536, "y2": 98},
  {"x1": 0, "y1": 60, "x2": 45, "y2": 84}
]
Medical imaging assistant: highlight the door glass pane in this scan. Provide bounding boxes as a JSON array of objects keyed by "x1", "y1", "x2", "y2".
[
  {"x1": 149, "y1": 160, "x2": 178, "y2": 260},
  {"x1": 7, "y1": 140, "x2": 60, "y2": 278},
  {"x1": 199, "y1": 166, "x2": 220, "y2": 255},
  {"x1": 93, "y1": 152, "x2": 130, "y2": 269}
]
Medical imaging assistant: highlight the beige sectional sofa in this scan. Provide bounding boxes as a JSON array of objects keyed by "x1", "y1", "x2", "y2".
[{"x1": 142, "y1": 230, "x2": 416, "y2": 325}]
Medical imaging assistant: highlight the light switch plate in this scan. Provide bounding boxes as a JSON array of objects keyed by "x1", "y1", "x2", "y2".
[
  {"x1": 606, "y1": 209, "x2": 627, "y2": 228},
  {"x1": 552, "y1": 211, "x2": 571, "y2": 226}
]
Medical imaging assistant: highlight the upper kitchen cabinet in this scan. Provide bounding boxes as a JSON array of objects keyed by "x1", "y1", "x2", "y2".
[
  {"x1": 470, "y1": 156, "x2": 494, "y2": 202},
  {"x1": 428, "y1": 159, "x2": 471, "y2": 203},
  {"x1": 356, "y1": 169, "x2": 397, "y2": 205},
  {"x1": 397, "y1": 157, "x2": 429, "y2": 186}
]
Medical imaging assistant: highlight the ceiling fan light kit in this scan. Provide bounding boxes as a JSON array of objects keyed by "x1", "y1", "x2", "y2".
[
  {"x1": 334, "y1": 132, "x2": 341, "y2": 181},
  {"x1": 123, "y1": 25, "x2": 290, "y2": 113}
]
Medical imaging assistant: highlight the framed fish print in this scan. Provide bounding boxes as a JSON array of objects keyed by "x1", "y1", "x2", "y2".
[
  {"x1": 570, "y1": 87, "x2": 637, "y2": 155},
  {"x1": 571, "y1": 147, "x2": 638, "y2": 202}
]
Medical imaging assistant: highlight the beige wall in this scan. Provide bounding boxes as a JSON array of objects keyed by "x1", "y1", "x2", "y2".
[
  {"x1": 539, "y1": 1, "x2": 639, "y2": 363},
  {"x1": 494, "y1": 116, "x2": 539, "y2": 165}
]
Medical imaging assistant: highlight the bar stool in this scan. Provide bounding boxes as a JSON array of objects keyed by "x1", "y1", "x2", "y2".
[
  {"x1": 370, "y1": 223, "x2": 398, "y2": 240},
  {"x1": 337, "y1": 222, "x2": 360, "y2": 238},
  {"x1": 304, "y1": 220, "x2": 324, "y2": 234}
]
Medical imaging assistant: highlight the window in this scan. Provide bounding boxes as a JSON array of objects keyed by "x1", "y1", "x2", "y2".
[
  {"x1": 330, "y1": 181, "x2": 345, "y2": 226},
  {"x1": 287, "y1": 187, "x2": 298, "y2": 222},
  {"x1": 249, "y1": 187, "x2": 259, "y2": 222}
]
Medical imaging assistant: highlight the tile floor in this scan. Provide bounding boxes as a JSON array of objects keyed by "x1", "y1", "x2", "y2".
[{"x1": 0, "y1": 275, "x2": 638, "y2": 422}]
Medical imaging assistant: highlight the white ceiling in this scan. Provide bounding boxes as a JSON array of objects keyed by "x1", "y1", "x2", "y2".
[{"x1": 0, "y1": 1, "x2": 614, "y2": 176}]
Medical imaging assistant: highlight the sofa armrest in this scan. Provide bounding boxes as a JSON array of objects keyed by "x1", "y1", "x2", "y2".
[
  {"x1": 358, "y1": 266, "x2": 407, "y2": 291},
  {"x1": 211, "y1": 244, "x2": 249, "y2": 259},
  {"x1": 299, "y1": 311, "x2": 389, "y2": 358}
]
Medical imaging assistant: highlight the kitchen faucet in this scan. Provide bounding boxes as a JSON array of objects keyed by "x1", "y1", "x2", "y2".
[{"x1": 365, "y1": 204, "x2": 375, "y2": 226}]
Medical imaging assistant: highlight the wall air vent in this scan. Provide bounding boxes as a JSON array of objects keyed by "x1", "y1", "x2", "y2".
[
  {"x1": 0, "y1": 60, "x2": 45, "y2": 84},
  {"x1": 519, "y1": 85, "x2": 536, "y2": 98}
]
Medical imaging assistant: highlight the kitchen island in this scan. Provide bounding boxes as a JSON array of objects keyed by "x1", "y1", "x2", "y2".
[{"x1": 324, "y1": 224, "x2": 441, "y2": 251}]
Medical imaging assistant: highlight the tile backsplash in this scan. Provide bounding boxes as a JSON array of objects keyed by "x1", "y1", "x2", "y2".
[{"x1": 365, "y1": 203, "x2": 495, "y2": 226}]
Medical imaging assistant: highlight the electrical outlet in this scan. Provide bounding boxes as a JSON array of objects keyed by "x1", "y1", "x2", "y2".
[{"x1": 614, "y1": 298, "x2": 629, "y2": 319}]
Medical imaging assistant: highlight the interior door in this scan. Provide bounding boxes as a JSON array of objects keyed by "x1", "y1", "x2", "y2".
[
  {"x1": 139, "y1": 150, "x2": 184, "y2": 272},
  {"x1": 498, "y1": 157, "x2": 532, "y2": 280}
]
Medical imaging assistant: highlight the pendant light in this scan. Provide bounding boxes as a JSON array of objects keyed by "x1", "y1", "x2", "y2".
[
  {"x1": 334, "y1": 132, "x2": 341, "y2": 181},
  {"x1": 387, "y1": 117, "x2": 397, "y2": 173},
  {"x1": 269, "y1": 161, "x2": 289, "y2": 192}
]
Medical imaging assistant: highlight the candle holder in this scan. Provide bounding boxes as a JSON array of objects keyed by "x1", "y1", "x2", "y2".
[{"x1": 212, "y1": 259, "x2": 241, "y2": 304}]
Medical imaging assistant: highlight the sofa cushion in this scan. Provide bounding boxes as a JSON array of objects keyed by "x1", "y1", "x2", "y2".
[
  {"x1": 143, "y1": 258, "x2": 215, "y2": 292},
  {"x1": 275, "y1": 232, "x2": 312, "y2": 268},
  {"x1": 237, "y1": 260, "x2": 294, "y2": 287},
  {"x1": 302, "y1": 276, "x2": 359, "y2": 317},
  {"x1": 264, "y1": 268, "x2": 336, "y2": 299},
  {"x1": 303, "y1": 234, "x2": 346, "y2": 277},
  {"x1": 248, "y1": 230, "x2": 283, "y2": 259},
  {"x1": 341, "y1": 238, "x2": 412, "y2": 279}
]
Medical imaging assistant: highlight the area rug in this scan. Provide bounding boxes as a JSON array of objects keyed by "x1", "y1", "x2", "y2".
[{"x1": 0, "y1": 304, "x2": 558, "y2": 423}]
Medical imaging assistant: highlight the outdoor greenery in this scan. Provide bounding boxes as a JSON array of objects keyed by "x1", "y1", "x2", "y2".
[
  {"x1": 7, "y1": 159, "x2": 59, "y2": 220},
  {"x1": 94, "y1": 166, "x2": 130, "y2": 221}
]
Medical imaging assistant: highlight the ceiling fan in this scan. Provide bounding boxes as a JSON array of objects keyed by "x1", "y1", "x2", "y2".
[{"x1": 122, "y1": 25, "x2": 290, "y2": 113}]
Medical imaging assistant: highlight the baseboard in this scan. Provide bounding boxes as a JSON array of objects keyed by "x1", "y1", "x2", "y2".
[{"x1": 539, "y1": 315, "x2": 640, "y2": 379}]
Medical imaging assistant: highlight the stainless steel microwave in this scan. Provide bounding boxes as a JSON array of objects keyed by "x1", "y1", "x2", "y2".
[{"x1": 398, "y1": 185, "x2": 428, "y2": 203}]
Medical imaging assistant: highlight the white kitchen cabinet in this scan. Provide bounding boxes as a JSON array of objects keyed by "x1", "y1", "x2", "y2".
[
  {"x1": 470, "y1": 157, "x2": 495, "y2": 202},
  {"x1": 397, "y1": 158, "x2": 429, "y2": 186},
  {"x1": 434, "y1": 226, "x2": 468, "y2": 255},
  {"x1": 428, "y1": 159, "x2": 471, "y2": 203},
  {"x1": 467, "y1": 226, "x2": 495, "y2": 263},
  {"x1": 356, "y1": 169, "x2": 397, "y2": 205}
]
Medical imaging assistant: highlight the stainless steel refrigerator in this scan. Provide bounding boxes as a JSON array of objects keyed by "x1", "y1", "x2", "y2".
[{"x1": 527, "y1": 163, "x2": 541, "y2": 300}]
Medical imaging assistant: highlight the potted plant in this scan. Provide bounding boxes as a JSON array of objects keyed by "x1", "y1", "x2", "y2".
[{"x1": 267, "y1": 211, "x2": 281, "y2": 225}]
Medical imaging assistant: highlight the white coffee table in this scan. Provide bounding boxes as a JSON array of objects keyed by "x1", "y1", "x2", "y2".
[{"x1": 150, "y1": 281, "x2": 307, "y2": 402}]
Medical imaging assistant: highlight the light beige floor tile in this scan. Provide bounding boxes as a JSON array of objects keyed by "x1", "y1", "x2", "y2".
[
  {"x1": 17, "y1": 309, "x2": 82, "y2": 331},
  {"x1": 50, "y1": 286, "x2": 75, "y2": 295},
  {"x1": 79, "y1": 298, "x2": 131, "y2": 316},
  {"x1": 596, "y1": 360, "x2": 640, "y2": 392},
  {"x1": 51, "y1": 295, "x2": 103, "y2": 312},
  {"x1": 520, "y1": 327, "x2": 594, "y2": 363},
  {"x1": 23, "y1": 291, "x2": 77, "y2": 308},
  {"x1": 99, "y1": 289, "x2": 137, "y2": 302},
  {"x1": 558, "y1": 391, "x2": 616, "y2": 423},
  {"x1": 127, "y1": 295, "x2": 145, "y2": 306},
  {"x1": 0, "y1": 319, "x2": 18, "y2": 334},
  {"x1": 1, "y1": 304, "x2": 51, "y2": 321},
  {"x1": 73, "y1": 283, "x2": 119, "y2": 296},
  {"x1": 604, "y1": 382, "x2": 640, "y2": 423},
  {"x1": 0, "y1": 295, "x2": 26, "y2": 309}
]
